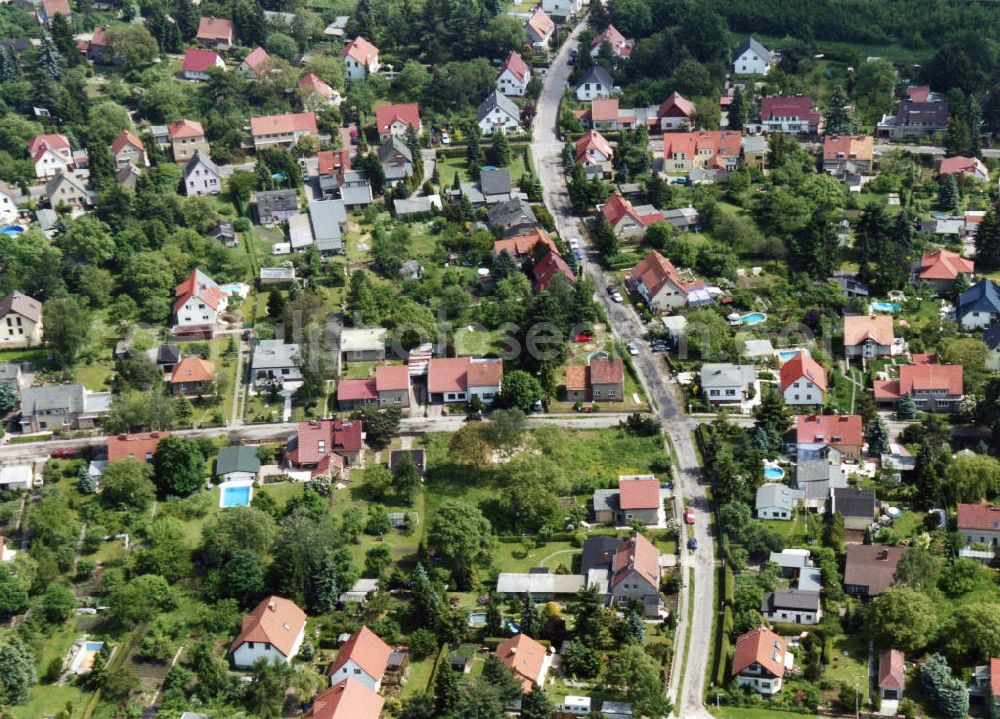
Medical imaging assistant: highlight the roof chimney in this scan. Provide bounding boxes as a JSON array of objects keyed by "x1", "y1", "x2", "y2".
[
  {"x1": 876, "y1": 549, "x2": 888, "y2": 561},
  {"x1": 268, "y1": 601, "x2": 276, "y2": 611}
]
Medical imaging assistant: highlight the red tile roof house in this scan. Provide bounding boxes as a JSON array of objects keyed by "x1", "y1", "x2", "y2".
[
  {"x1": 599, "y1": 192, "x2": 664, "y2": 238},
  {"x1": 496, "y1": 50, "x2": 531, "y2": 97},
  {"x1": 374, "y1": 103, "x2": 422, "y2": 142},
  {"x1": 493, "y1": 227, "x2": 558, "y2": 263},
  {"x1": 307, "y1": 678, "x2": 384, "y2": 719},
  {"x1": 916, "y1": 248, "x2": 974, "y2": 292},
  {"x1": 107, "y1": 431, "x2": 170, "y2": 463},
  {"x1": 588, "y1": 98, "x2": 634, "y2": 132},
  {"x1": 879, "y1": 649, "x2": 905, "y2": 700},
  {"x1": 596, "y1": 475, "x2": 661, "y2": 525},
  {"x1": 957, "y1": 502, "x2": 1000, "y2": 559},
  {"x1": 376, "y1": 364, "x2": 410, "y2": 408},
  {"x1": 590, "y1": 24, "x2": 633, "y2": 59},
  {"x1": 196, "y1": 16, "x2": 235, "y2": 49},
  {"x1": 328, "y1": 625, "x2": 392, "y2": 692},
  {"x1": 524, "y1": 8, "x2": 555, "y2": 49},
  {"x1": 110, "y1": 130, "x2": 148, "y2": 168},
  {"x1": 341, "y1": 36, "x2": 380, "y2": 82},
  {"x1": 36, "y1": 0, "x2": 71, "y2": 27},
  {"x1": 426, "y1": 357, "x2": 503, "y2": 404},
  {"x1": 239, "y1": 46, "x2": 270, "y2": 78},
  {"x1": 574, "y1": 129, "x2": 614, "y2": 178},
  {"x1": 732, "y1": 627, "x2": 791, "y2": 695},
  {"x1": 843, "y1": 314, "x2": 896, "y2": 360},
  {"x1": 495, "y1": 634, "x2": 551, "y2": 691},
  {"x1": 779, "y1": 353, "x2": 827, "y2": 406},
  {"x1": 628, "y1": 250, "x2": 692, "y2": 312},
  {"x1": 169, "y1": 356, "x2": 216, "y2": 396},
  {"x1": 794, "y1": 414, "x2": 863, "y2": 461},
  {"x1": 181, "y1": 48, "x2": 225, "y2": 81},
  {"x1": 564, "y1": 356, "x2": 625, "y2": 403},
  {"x1": 28, "y1": 133, "x2": 73, "y2": 179},
  {"x1": 874, "y1": 363, "x2": 963, "y2": 413},
  {"x1": 173, "y1": 268, "x2": 227, "y2": 338},
  {"x1": 299, "y1": 72, "x2": 341, "y2": 108},
  {"x1": 336, "y1": 378, "x2": 377, "y2": 411},
  {"x1": 658, "y1": 91, "x2": 696, "y2": 131},
  {"x1": 939, "y1": 155, "x2": 989, "y2": 183},
  {"x1": 84, "y1": 26, "x2": 110, "y2": 62},
  {"x1": 250, "y1": 112, "x2": 319, "y2": 152},
  {"x1": 532, "y1": 249, "x2": 575, "y2": 293},
  {"x1": 609, "y1": 530, "x2": 662, "y2": 615},
  {"x1": 230, "y1": 595, "x2": 307, "y2": 668},
  {"x1": 973, "y1": 658, "x2": 1000, "y2": 711},
  {"x1": 286, "y1": 419, "x2": 365, "y2": 469},
  {"x1": 169, "y1": 119, "x2": 210, "y2": 162},
  {"x1": 748, "y1": 95, "x2": 821, "y2": 134}
]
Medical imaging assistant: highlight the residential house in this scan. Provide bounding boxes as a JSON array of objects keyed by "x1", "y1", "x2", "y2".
[
  {"x1": 823, "y1": 135, "x2": 874, "y2": 183},
  {"x1": 260, "y1": 267, "x2": 296, "y2": 284},
  {"x1": 316, "y1": 148, "x2": 352, "y2": 198},
  {"x1": 755, "y1": 483, "x2": 801, "y2": 520},
  {"x1": 379, "y1": 137, "x2": 414, "y2": 188},
  {"x1": 958, "y1": 280, "x2": 1000, "y2": 330},
  {"x1": 794, "y1": 414, "x2": 863, "y2": 461},
  {"x1": 769, "y1": 549, "x2": 822, "y2": 591},
  {"x1": 169, "y1": 119, "x2": 209, "y2": 163},
  {"x1": 741, "y1": 135, "x2": 767, "y2": 169},
  {"x1": 658, "y1": 91, "x2": 695, "y2": 131},
  {"x1": 779, "y1": 352, "x2": 826, "y2": 406},
  {"x1": 608, "y1": 531, "x2": 662, "y2": 613},
  {"x1": 495, "y1": 634, "x2": 550, "y2": 692},
  {"x1": 19, "y1": 384, "x2": 111, "y2": 433},
  {"x1": 230, "y1": 596, "x2": 307, "y2": 668},
  {"x1": 145, "y1": 344, "x2": 180, "y2": 374},
  {"x1": 215, "y1": 445, "x2": 260, "y2": 483},
  {"x1": 287, "y1": 213, "x2": 313, "y2": 251},
  {"x1": 183, "y1": 152, "x2": 222, "y2": 196},
  {"x1": 339, "y1": 327, "x2": 386, "y2": 363},
  {"x1": 394, "y1": 195, "x2": 441, "y2": 217},
  {"x1": 173, "y1": 268, "x2": 228, "y2": 337},
  {"x1": 308, "y1": 199, "x2": 349, "y2": 255},
  {"x1": 250, "y1": 112, "x2": 318, "y2": 151},
  {"x1": 879, "y1": 650, "x2": 905, "y2": 701},
  {"x1": 286, "y1": 418, "x2": 365, "y2": 470},
  {"x1": 575, "y1": 66, "x2": 615, "y2": 102},
  {"x1": 426, "y1": 357, "x2": 502, "y2": 404},
  {"x1": 493, "y1": 227, "x2": 558, "y2": 263},
  {"x1": 239, "y1": 47, "x2": 270, "y2": 78},
  {"x1": 196, "y1": 16, "x2": 234, "y2": 49},
  {"x1": 251, "y1": 339, "x2": 301, "y2": 389},
  {"x1": 628, "y1": 250, "x2": 693, "y2": 312},
  {"x1": 497, "y1": 571, "x2": 585, "y2": 601},
  {"x1": 255, "y1": 190, "x2": 300, "y2": 224},
  {"x1": 476, "y1": 91, "x2": 521, "y2": 135},
  {"x1": 917, "y1": 248, "x2": 974, "y2": 291},
  {"x1": 957, "y1": 501, "x2": 1000, "y2": 555},
  {"x1": 876, "y1": 86, "x2": 949, "y2": 139},
  {"x1": 590, "y1": 24, "x2": 633, "y2": 59},
  {"x1": 592, "y1": 475, "x2": 661, "y2": 525},
  {"x1": 305, "y1": 679, "x2": 383, "y2": 719},
  {"x1": 337, "y1": 379, "x2": 377, "y2": 411},
  {"x1": 662, "y1": 130, "x2": 742, "y2": 178},
  {"x1": 375, "y1": 364, "x2": 410, "y2": 408},
  {"x1": 374, "y1": 103, "x2": 422, "y2": 142},
  {"x1": 478, "y1": 167, "x2": 514, "y2": 204},
  {"x1": 496, "y1": 50, "x2": 531, "y2": 97},
  {"x1": 831, "y1": 487, "x2": 877, "y2": 531},
  {"x1": 748, "y1": 96, "x2": 820, "y2": 134},
  {"x1": 117, "y1": 164, "x2": 142, "y2": 190},
  {"x1": 541, "y1": 0, "x2": 581, "y2": 21},
  {"x1": 0, "y1": 182, "x2": 17, "y2": 226},
  {"x1": 83, "y1": 26, "x2": 110, "y2": 62},
  {"x1": 843, "y1": 314, "x2": 895, "y2": 359},
  {"x1": 341, "y1": 37, "x2": 380, "y2": 82},
  {"x1": 599, "y1": 192, "x2": 664, "y2": 238},
  {"x1": 328, "y1": 626, "x2": 392, "y2": 692},
  {"x1": 939, "y1": 155, "x2": 989, "y2": 182},
  {"x1": 524, "y1": 8, "x2": 555, "y2": 49},
  {"x1": 487, "y1": 198, "x2": 538, "y2": 237},
  {"x1": 0, "y1": 292, "x2": 42, "y2": 348},
  {"x1": 760, "y1": 589, "x2": 821, "y2": 625},
  {"x1": 700, "y1": 363, "x2": 756, "y2": 404},
  {"x1": 36, "y1": 0, "x2": 71, "y2": 27},
  {"x1": 299, "y1": 72, "x2": 341, "y2": 110},
  {"x1": 533, "y1": 249, "x2": 575, "y2": 293},
  {"x1": 45, "y1": 172, "x2": 93, "y2": 210},
  {"x1": 731, "y1": 37, "x2": 774, "y2": 75},
  {"x1": 0, "y1": 363, "x2": 22, "y2": 390},
  {"x1": 731, "y1": 627, "x2": 790, "y2": 695},
  {"x1": 110, "y1": 130, "x2": 147, "y2": 168},
  {"x1": 28, "y1": 133, "x2": 72, "y2": 179},
  {"x1": 0, "y1": 466, "x2": 31, "y2": 492},
  {"x1": 843, "y1": 545, "x2": 907, "y2": 598},
  {"x1": 874, "y1": 363, "x2": 963, "y2": 413},
  {"x1": 795, "y1": 446, "x2": 847, "y2": 510},
  {"x1": 181, "y1": 48, "x2": 225, "y2": 81},
  {"x1": 564, "y1": 356, "x2": 625, "y2": 403},
  {"x1": 169, "y1": 356, "x2": 216, "y2": 396},
  {"x1": 575, "y1": 129, "x2": 614, "y2": 178}
]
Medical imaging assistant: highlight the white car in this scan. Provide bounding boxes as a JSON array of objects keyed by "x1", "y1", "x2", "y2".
[
  {"x1": 568, "y1": 238, "x2": 581, "y2": 251},
  {"x1": 626, "y1": 342, "x2": 639, "y2": 355},
  {"x1": 612, "y1": 292, "x2": 623, "y2": 303},
  {"x1": 440, "y1": 131, "x2": 451, "y2": 145}
]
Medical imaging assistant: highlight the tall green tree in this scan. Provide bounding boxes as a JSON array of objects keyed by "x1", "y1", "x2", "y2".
[
  {"x1": 975, "y1": 205, "x2": 1000, "y2": 270},
  {"x1": 308, "y1": 551, "x2": 340, "y2": 615},
  {"x1": 824, "y1": 86, "x2": 853, "y2": 135},
  {"x1": 152, "y1": 436, "x2": 206, "y2": 497},
  {"x1": 44, "y1": 297, "x2": 89, "y2": 368},
  {"x1": 0, "y1": 642, "x2": 36, "y2": 705}
]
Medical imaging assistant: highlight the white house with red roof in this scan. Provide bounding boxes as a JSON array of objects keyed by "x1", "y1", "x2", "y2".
[
  {"x1": 779, "y1": 353, "x2": 826, "y2": 406},
  {"x1": 574, "y1": 129, "x2": 613, "y2": 178},
  {"x1": 590, "y1": 24, "x2": 633, "y2": 59},
  {"x1": 628, "y1": 250, "x2": 692, "y2": 311},
  {"x1": 299, "y1": 72, "x2": 341, "y2": 109},
  {"x1": 874, "y1": 363, "x2": 963, "y2": 413},
  {"x1": 196, "y1": 16, "x2": 234, "y2": 48},
  {"x1": 495, "y1": 634, "x2": 551, "y2": 692},
  {"x1": 374, "y1": 103, "x2": 422, "y2": 141},
  {"x1": 328, "y1": 626, "x2": 392, "y2": 692},
  {"x1": 110, "y1": 130, "x2": 147, "y2": 169},
  {"x1": 496, "y1": 50, "x2": 531, "y2": 97},
  {"x1": 957, "y1": 502, "x2": 1000, "y2": 557},
  {"x1": 658, "y1": 92, "x2": 695, "y2": 131},
  {"x1": 794, "y1": 414, "x2": 863, "y2": 461},
  {"x1": 917, "y1": 248, "x2": 974, "y2": 291},
  {"x1": 230, "y1": 596, "x2": 307, "y2": 668},
  {"x1": 173, "y1": 268, "x2": 227, "y2": 336},
  {"x1": 599, "y1": 192, "x2": 664, "y2": 238},
  {"x1": 748, "y1": 95, "x2": 820, "y2": 134},
  {"x1": 524, "y1": 8, "x2": 555, "y2": 49},
  {"x1": 307, "y1": 679, "x2": 384, "y2": 719},
  {"x1": 341, "y1": 36, "x2": 380, "y2": 81},
  {"x1": 592, "y1": 475, "x2": 662, "y2": 525},
  {"x1": 939, "y1": 155, "x2": 989, "y2": 183},
  {"x1": 28, "y1": 134, "x2": 72, "y2": 179},
  {"x1": 732, "y1": 626, "x2": 791, "y2": 694},
  {"x1": 239, "y1": 47, "x2": 270, "y2": 78},
  {"x1": 250, "y1": 112, "x2": 319, "y2": 151},
  {"x1": 287, "y1": 419, "x2": 365, "y2": 470},
  {"x1": 426, "y1": 357, "x2": 503, "y2": 404},
  {"x1": 181, "y1": 48, "x2": 225, "y2": 81},
  {"x1": 609, "y1": 531, "x2": 661, "y2": 609}
]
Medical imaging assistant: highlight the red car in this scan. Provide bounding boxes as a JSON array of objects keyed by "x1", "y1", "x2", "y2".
[
  {"x1": 51, "y1": 447, "x2": 81, "y2": 459},
  {"x1": 574, "y1": 332, "x2": 594, "y2": 343},
  {"x1": 684, "y1": 507, "x2": 696, "y2": 524},
  {"x1": 577, "y1": 405, "x2": 594, "y2": 413}
]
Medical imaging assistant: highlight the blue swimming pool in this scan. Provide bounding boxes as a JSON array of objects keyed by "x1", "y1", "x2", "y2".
[
  {"x1": 764, "y1": 467, "x2": 785, "y2": 480},
  {"x1": 871, "y1": 301, "x2": 901, "y2": 313},
  {"x1": 220, "y1": 485, "x2": 252, "y2": 507},
  {"x1": 740, "y1": 312, "x2": 767, "y2": 326},
  {"x1": 0, "y1": 226, "x2": 24, "y2": 236},
  {"x1": 778, "y1": 350, "x2": 801, "y2": 362}
]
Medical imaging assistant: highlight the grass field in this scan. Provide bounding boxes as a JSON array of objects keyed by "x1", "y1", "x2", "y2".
[
  {"x1": 710, "y1": 707, "x2": 816, "y2": 719},
  {"x1": 436, "y1": 152, "x2": 529, "y2": 188}
]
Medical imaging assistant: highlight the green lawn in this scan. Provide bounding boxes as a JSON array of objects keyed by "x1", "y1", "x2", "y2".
[
  {"x1": 75, "y1": 361, "x2": 113, "y2": 392},
  {"x1": 710, "y1": 707, "x2": 818, "y2": 719},
  {"x1": 436, "y1": 152, "x2": 528, "y2": 187},
  {"x1": 0, "y1": 348, "x2": 47, "y2": 364},
  {"x1": 402, "y1": 654, "x2": 436, "y2": 698},
  {"x1": 494, "y1": 541, "x2": 577, "y2": 573}
]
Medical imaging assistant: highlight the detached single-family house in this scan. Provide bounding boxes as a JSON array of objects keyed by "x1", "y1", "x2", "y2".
[
  {"x1": 215, "y1": 445, "x2": 260, "y2": 483},
  {"x1": 658, "y1": 91, "x2": 695, "y2": 131},
  {"x1": 379, "y1": 137, "x2": 414, "y2": 187},
  {"x1": 341, "y1": 37, "x2": 380, "y2": 81},
  {"x1": 575, "y1": 129, "x2": 613, "y2": 178},
  {"x1": 339, "y1": 327, "x2": 387, "y2": 364},
  {"x1": 844, "y1": 545, "x2": 906, "y2": 598},
  {"x1": 250, "y1": 112, "x2": 318, "y2": 152},
  {"x1": 37, "y1": 0, "x2": 71, "y2": 27},
  {"x1": 748, "y1": 95, "x2": 820, "y2": 134},
  {"x1": 592, "y1": 475, "x2": 662, "y2": 526},
  {"x1": 958, "y1": 280, "x2": 1000, "y2": 330},
  {"x1": 0, "y1": 182, "x2": 18, "y2": 226},
  {"x1": 308, "y1": 199, "x2": 349, "y2": 255},
  {"x1": 230, "y1": 596, "x2": 307, "y2": 668},
  {"x1": 305, "y1": 679, "x2": 383, "y2": 719},
  {"x1": 917, "y1": 249, "x2": 974, "y2": 291},
  {"x1": 564, "y1": 356, "x2": 624, "y2": 403},
  {"x1": 375, "y1": 365, "x2": 410, "y2": 407},
  {"x1": 328, "y1": 626, "x2": 392, "y2": 692},
  {"x1": 196, "y1": 16, "x2": 234, "y2": 48},
  {"x1": 843, "y1": 314, "x2": 895, "y2": 360},
  {"x1": 28, "y1": 133, "x2": 72, "y2": 179},
  {"x1": 173, "y1": 268, "x2": 227, "y2": 337},
  {"x1": 169, "y1": 356, "x2": 216, "y2": 396},
  {"x1": 337, "y1": 379, "x2": 377, "y2": 411},
  {"x1": 45, "y1": 172, "x2": 93, "y2": 210},
  {"x1": 183, "y1": 152, "x2": 222, "y2": 196},
  {"x1": 286, "y1": 419, "x2": 365, "y2": 471},
  {"x1": 830, "y1": 487, "x2": 877, "y2": 531},
  {"x1": 476, "y1": 92, "x2": 521, "y2": 136},
  {"x1": 374, "y1": 103, "x2": 422, "y2": 141},
  {"x1": 169, "y1": 119, "x2": 209, "y2": 163},
  {"x1": 181, "y1": 48, "x2": 225, "y2": 81},
  {"x1": 251, "y1": 339, "x2": 301, "y2": 389},
  {"x1": 600, "y1": 192, "x2": 664, "y2": 238},
  {"x1": 628, "y1": 250, "x2": 692, "y2": 312},
  {"x1": 957, "y1": 502, "x2": 1000, "y2": 555},
  {"x1": 939, "y1": 155, "x2": 989, "y2": 182},
  {"x1": 110, "y1": 130, "x2": 147, "y2": 168},
  {"x1": 760, "y1": 589, "x2": 821, "y2": 625},
  {"x1": 255, "y1": 189, "x2": 300, "y2": 224},
  {"x1": 426, "y1": 357, "x2": 503, "y2": 404},
  {"x1": 20, "y1": 384, "x2": 110, "y2": 433},
  {"x1": 590, "y1": 24, "x2": 633, "y2": 59},
  {"x1": 732, "y1": 627, "x2": 790, "y2": 694},
  {"x1": 742, "y1": 135, "x2": 768, "y2": 168},
  {"x1": 794, "y1": 414, "x2": 863, "y2": 461},
  {"x1": 496, "y1": 51, "x2": 531, "y2": 96},
  {"x1": 700, "y1": 363, "x2": 756, "y2": 404},
  {"x1": 823, "y1": 135, "x2": 874, "y2": 182},
  {"x1": 874, "y1": 363, "x2": 963, "y2": 413},
  {"x1": 779, "y1": 353, "x2": 826, "y2": 406},
  {"x1": 608, "y1": 531, "x2": 661, "y2": 612},
  {"x1": 524, "y1": 8, "x2": 555, "y2": 49},
  {"x1": 876, "y1": 87, "x2": 949, "y2": 139},
  {"x1": 575, "y1": 66, "x2": 615, "y2": 102},
  {"x1": 107, "y1": 431, "x2": 169, "y2": 463},
  {"x1": 755, "y1": 483, "x2": 801, "y2": 520},
  {"x1": 493, "y1": 227, "x2": 557, "y2": 263},
  {"x1": 879, "y1": 650, "x2": 905, "y2": 701},
  {"x1": 495, "y1": 634, "x2": 550, "y2": 692},
  {"x1": 299, "y1": 72, "x2": 341, "y2": 109},
  {"x1": 239, "y1": 47, "x2": 270, "y2": 78},
  {"x1": 0, "y1": 292, "x2": 42, "y2": 348},
  {"x1": 533, "y1": 249, "x2": 575, "y2": 293},
  {"x1": 487, "y1": 198, "x2": 538, "y2": 237},
  {"x1": 731, "y1": 37, "x2": 775, "y2": 75},
  {"x1": 541, "y1": 0, "x2": 581, "y2": 20}
]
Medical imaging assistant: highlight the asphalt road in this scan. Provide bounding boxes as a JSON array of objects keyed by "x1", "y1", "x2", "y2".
[{"x1": 531, "y1": 23, "x2": 715, "y2": 719}]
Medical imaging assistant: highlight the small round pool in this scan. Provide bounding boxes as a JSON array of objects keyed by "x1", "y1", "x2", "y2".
[
  {"x1": 0, "y1": 226, "x2": 24, "y2": 236},
  {"x1": 740, "y1": 312, "x2": 767, "y2": 326},
  {"x1": 871, "y1": 301, "x2": 901, "y2": 313},
  {"x1": 764, "y1": 467, "x2": 785, "y2": 480}
]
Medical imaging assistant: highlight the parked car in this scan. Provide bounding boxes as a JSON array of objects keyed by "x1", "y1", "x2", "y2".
[
  {"x1": 688, "y1": 537, "x2": 698, "y2": 550},
  {"x1": 612, "y1": 292, "x2": 624, "y2": 303},
  {"x1": 684, "y1": 507, "x2": 695, "y2": 524},
  {"x1": 465, "y1": 411, "x2": 483, "y2": 422},
  {"x1": 574, "y1": 332, "x2": 594, "y2": 343},
  {"x1": 577, "y1": 404, "x2": 594, "y2": 413},
  {"x1": 606, "y1": 284, "x2": 616, "y2": 295},
  {"x1": 441, "y1": 130, "x2": 451, "y2": 145},
  {"x1": 51, "y1": 447, "x2": 80, "y2": 458},
  {"x1": 651, "y1": 341, "x2": 669, "y2": 352},
  {"x1": 626, "y1": 342, "x2": 639, "y2": 355},
  {"x1": 568, "y1": 238, "x2": 581, "y2": 251}
]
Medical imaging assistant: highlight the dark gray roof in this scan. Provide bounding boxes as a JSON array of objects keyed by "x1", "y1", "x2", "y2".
[
  {"x1": 831, "y1": 487, "x2": 877, "y2": 519},
  {"x1": 183, "y1": 151, "x2": 219, "y2": 180},
  {"x1": 0, "y1": 292, "x2": 41, "y2": 324},
  {"x1": 958, "y1": 280, "x2": 1000, "y2": 318},
  {"x1": 216, "y1": 445, "x2": 260, "y2": 476},
  {"x1": 256, "y1": 189, "x2": 299, "y2": 214},
  {"x1": 733, "y1": 37, "x2": 772, "y2": 63},
  {"x1": 20, "y1": 383, "x2": 86, "y2": 415},
  {"x1": 487, "y1": 198, "x2": 537, "y2": 229},
  {"x1": 156, "y1": 344, "x2": 181, "y2": 365},
  {"x1": 762, "y1": 588, "x2": 821, "y2": 613},
  {"x1": 476, "y1": 90, "x2": 520, "y2": 122},
  {"x1": 985, "y1": 322, "x2": 1000, "y2": 350},
  {"x1": 580, "y1": 536, "x2": 624, "y2": 575},
  {"x1": 576, "y1": 65, "x2": 614, "y2": 90},
  {"x1": 896, "y1": 100, "x2": 949, "y2": 128},
  {"x1": 480, "y1": 168, "x2": 512, "y2": 197},
  {"x1": 379, "y1": 136, "x2": 412, "y2": 164},
  {"x1": 209, "y1": 221, "x2": 235, "y2": 240},
  {"x1": 308, "y1": 199, "x2": 347, "y2": 251}
]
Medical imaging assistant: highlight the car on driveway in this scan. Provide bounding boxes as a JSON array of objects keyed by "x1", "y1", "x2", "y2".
[
  {"x1": 684, "y1": 507, "x2": 696, "y2": 524},
  {"x1": 51, "y1": 447, "x2": 81, "y2": 458},
  {"x1": 651, "y1": 341, "x2": 669, "y2": 352},
  {"x1": 464, "y1": 411, "x2": 483, "y2": 422},
  {"x1": 626, "y1": 342, "x2": 639, "y2": 355},
  {"x1": 612, "y1": 292, "x2": 624, "y2": 303},
  {"x1": 606, "y1": 284, "x2": 616, "y2": 295},
  {"x1": 687, "y1": 537, "x2": 698, "y2": 550},
  {"x1": 574, "y1": 332, "x2": 594, "y2": 343},
  {"x1": 441, "y1": 131, "x2": 451, "y2": 145}
]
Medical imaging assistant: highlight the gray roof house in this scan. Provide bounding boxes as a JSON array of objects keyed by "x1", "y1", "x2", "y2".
[
  {"x1": 379, "y1": 137, "x2": 414, "y2": 186},
  {"x1": 208, "y1": 221, "x2": 237, "y2": 247},
  {"x1": 575, "y1": 65, "x2": 615, "y2": 101},
  {"x1": 700, "y1": 363, "x2": 756, "y2": 404},
  {"x1": 760, "y1": 588, "x2": 822, "y2": 624},
  {"x1": 831, "y1": 487, "x2": 877, "y2": 530},
  {"x1": 251, "y1": 339, "x2": 302, "y2": 388},
  {"x1": 19, "y1": 383, "x2": 111, "y2": 433},
  {"x1": 183, "y1": 151, "x2": 221, "y2": 197},
  {"x1": 394, "y1": 194, "x2": 442, "y2": 217},
  {"x1": 338, "y1": 170, "x2": 374, "y2": 208},
  {"x1": 755, "y1": 482, "x2": 802, "y2": 520},
  {"x1": 487, "y1": 198, "x2": 538, "y2": 236},
  {"x1": 0, "y1": 363, "x2": 22, "y2": 388},
  {"x1": 476, "y1": 91, "x2": 521, "y2": 135},
  {"x1": 795, "y1": 446, "x2": 847, "y2": 508},
  {"x1": 308, "y1": 199, "x2": 348, "y2": 254},
  {"x1": 215, "y1": 445, "x2": 261, "y2": 481},
  {"x1": 480, "y1": 168, "x2": 513, "y2": 203},
  {"x1": 255, "y1": 189, "x2": 300, "y2": 224}
]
